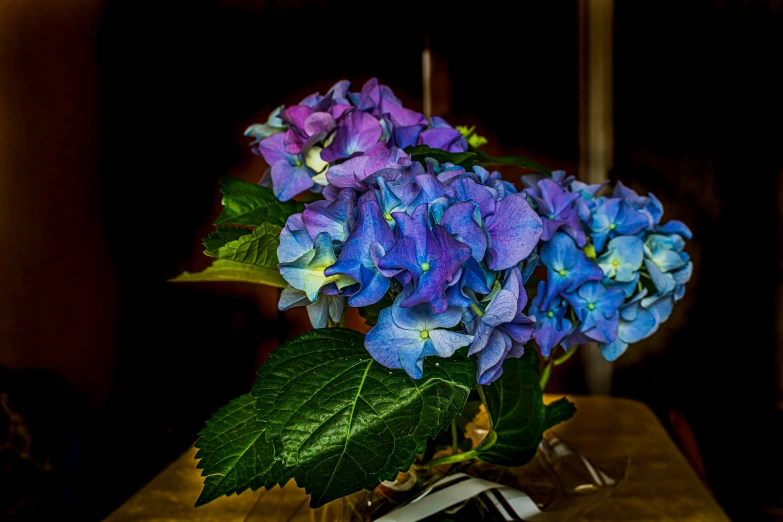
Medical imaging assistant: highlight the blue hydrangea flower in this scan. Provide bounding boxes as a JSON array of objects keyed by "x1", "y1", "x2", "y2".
[
  {"x1": 643, "y1": 234, "x2": 690, "y2": 295},
  {"x1": 598, "y1": 290, "x2": 657, "y2": 361},
  {"x1": 484, "y1": 193, "x2": 543, "y2": 270},
  {"x1": 278, "y1": 231, "x2": 355, "y2": 301},
  {"x1": 256, "y1": 133, "x2": 320, "y2": 201},
  {"x1": 597, "y1": 236, "x2": 644, "y2": 282},
  {"x1": 589, "y1": 198, "x2": 649, "y2": 252},
  {"x1": 278, "y1": 285, "x2": 344, "y2": 329},
  {"x1": 563, "y1": 281, "x2": 625, "y2": 344},
  {"x1": 325, "y1": 200, "x2": 395, "y2": 307},
  {"x1": 365, "y1": 293, "x2": 473, "y2": 379},
  {"x1": 529, "y1": 280, "x2": 573, "y2": 357},
  {"x1": 539, "y1": 232, "x2": 604, "y2": 309}
]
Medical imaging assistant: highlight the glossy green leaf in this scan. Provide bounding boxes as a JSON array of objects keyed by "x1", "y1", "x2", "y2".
[
  {"x1": 474, "y1": 149, "x2": 551, "y2": 174},
  {"x1": 405, "y1": 145, "x2": 478, "y2": 168},
  {"x1": 169, "y1": 259, "x2": 286, "y2": 288},
  {"x1": 214, "y1": 176, "x2": 304, "y2": 227},
  {"x1": 203, "y1": 225, "x2": 251, "y2": 256},
  {"x1": 194, "y1": 394, "x2": 286, "y2": 506},
  {"x1": 212, "y1": 223, "x2": 281, "y2": 270},
  {"x1": 252, "y1": 328, "x2": 476, "y2": 507},
  {"x1": 476, "y1": 350, "x2": 577, "y2": 467},
  {"x1": 476, "y1": 349, "x2": 546, "y2": 466},
  {"x1": 544, "y1": 397, "x2": 576, "y2": 431}
]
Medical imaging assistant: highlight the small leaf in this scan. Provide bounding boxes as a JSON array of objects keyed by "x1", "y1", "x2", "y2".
[
  {"x1": 404, "y1": 145, "x2": 478, "y2": 168},
  {"x1": 170, "y1": 259, "x2": 287, "y2": 288},
  {"x1": 544, "y1": 397, "x2": 576, "y2": 431},
  {"x1": 194, "y1": 394, "x2": 286, "y2": 506},
  {"x1": 252, "y1": 328, "x2": 476, "y2": 507},
  {"x1": 203, "y1": 225, "x2": 251, "y2": 256},
  {"x1": 476, "y1": 349, "x2": 546, "y2": 466},
  {"x1": 213, "y1": 223, "x2": 282, "y2": 270},
  {"x1": 356, "y1": 293, "x2": 394, "y2": 326},
  {"x1": 474, "y1": 149, "x2": 551, "y2": 174},
  {"x1": 214, "y1": 176, "x2": 304, "y2": 227}
]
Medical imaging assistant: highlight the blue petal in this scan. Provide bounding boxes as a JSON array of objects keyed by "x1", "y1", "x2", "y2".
[
  {"x1": 485, "y1": 193, "x2": 543, "y2": 270},
  {"x1": 365, "y1": 307, "x2": 417, "y2": 371},
  {"x1": 599, "y1": 338, "x2": 629, "y2": 361},
  {"x1": 429, "y1": 330, "x2": 473, "y2": 358}
]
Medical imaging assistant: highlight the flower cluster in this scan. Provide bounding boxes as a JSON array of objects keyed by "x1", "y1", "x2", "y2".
[
  {"x1": 245, "y1": 78, "x2": 468, "y2": 202},
  {"x1": 523, "y1": 172, "x2": 693, "y2": 361},
  {"x1": 276, "y1": 150, "x2": 543, "y2": 384}
]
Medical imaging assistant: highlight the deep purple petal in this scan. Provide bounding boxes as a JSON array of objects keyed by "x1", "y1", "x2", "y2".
[
  {"x1": 485, "y1": 193, "x2": 543, "y2": 270},
  {"x1": 441, "y1": 201, "x2": 487, "y2": 261}
]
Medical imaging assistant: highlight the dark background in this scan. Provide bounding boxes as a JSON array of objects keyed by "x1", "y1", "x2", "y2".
[{"x1": 1, "y1": 0, "x2": 781, "y2": 520}]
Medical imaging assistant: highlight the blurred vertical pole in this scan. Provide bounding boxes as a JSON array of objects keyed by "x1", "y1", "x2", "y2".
[
  {"x1": 578, "y1": 0, "x2": 615, "y2": 395},
  {"x1": 422, "y1": 34, "x2": 432, "y2": 119},
  {"x1": 778, "y1": 173, "x2": 783, "y2": 410}
]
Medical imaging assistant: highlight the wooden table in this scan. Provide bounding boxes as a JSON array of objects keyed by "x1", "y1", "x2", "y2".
[{"x1": 103, "y1": 396, "x2": 730, "y2": 522}]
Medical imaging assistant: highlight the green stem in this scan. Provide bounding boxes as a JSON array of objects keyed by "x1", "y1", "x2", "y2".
[
  {"x1": 469, "y1": 302, "x2": 484, "y2": 318},
  {"x1": 413, "y1": 431, "x2": 497, "y2": 470},
  {"x1": 450, "y1": 419, "x2": 458, "y2": 455},
  {"x1": 554, "y1": 345, "x2": 579, "y2": 366},
  {"x1": 539, "y1": 360, "x2": 553, "y2": 390}
]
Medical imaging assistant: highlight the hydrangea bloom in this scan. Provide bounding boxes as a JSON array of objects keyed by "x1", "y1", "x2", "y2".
[
  {"x1": 246, "y1": 78, "x2": 468, "y2": 201},
  {"x1": 276, "y1": 147, "x2": 542, "y2": 383},
  {"x1": 524, "y1": 174, "x2": 693, "y2": 361}
]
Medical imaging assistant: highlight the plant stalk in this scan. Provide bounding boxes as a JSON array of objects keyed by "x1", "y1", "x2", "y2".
[{"x1": 450, "y1": 419, "x2": 458, "y2": 455}]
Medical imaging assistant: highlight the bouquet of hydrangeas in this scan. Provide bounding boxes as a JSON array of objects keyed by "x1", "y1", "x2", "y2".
[{"x1": 174, "y1": 78, "x2": 692, "y2": 511}]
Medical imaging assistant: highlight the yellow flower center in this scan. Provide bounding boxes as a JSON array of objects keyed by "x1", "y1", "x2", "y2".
[
  {"x1": 420, "y1": 330, "x2": 429, "y2": 339},
  {"x1": 559, "y1": 269, "x2": 567, "y2": 276},
  {"x1": 609, "y1": 223, "x2": 616, "y2": 230},
  {"x1": 384, "y1": 213, "x2": 393, "y2": 222},
  {"x1": 612, "y1": 259, "x2": 620, "y2": 267},
  {"x1": 421, "y1": 262, "x2": 431, "y2": 271},
  {"x1": 587, "y1": 303, "x2": 595, "y2": 311},
  {"x1": 547, "y1": 311, "x2": 554, "y2": 318}
]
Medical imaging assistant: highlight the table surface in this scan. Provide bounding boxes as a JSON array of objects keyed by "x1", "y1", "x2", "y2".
[{"x1": 103, "y1": 396, "x2": 730, "y2": 522}]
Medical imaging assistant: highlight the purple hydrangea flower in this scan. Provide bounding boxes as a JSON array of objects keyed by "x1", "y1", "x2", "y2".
[
  {"x1": 378, "y1": 205, "x2": 471, "y2": 313},
  {"x1": 525, "y1": 178, "x2": 586, "y2": 246},
  {"x1": 417, "y1": 116, "x2": 468, "y2": 152},
  {"x1": 466, "y1": 267, "x2": 536, "y2": 384},
  {"x1": 484, "y1": 193, "x2": 543, "y2": 270},
  {"x1": 320, "y1": 110, "x2": 385, "y2": 162},
  {"x1": 365, "y1": 293, "x2": 473, "y2": 379}
]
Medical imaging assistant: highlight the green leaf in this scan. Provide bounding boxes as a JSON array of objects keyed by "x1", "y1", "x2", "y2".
[
  {"x1": 405, "y1": 144, "x2": 478, "y2": 168},
  {"x1": 251, "y1": 328, "x2": 476, "y2": 507},
  {"x1": 169, "y1": 259, "x2": 286, "y2": 288},
  {"x1": 544, "y1": 397, "x2": 576, "y2": 431},
  {"x1": 194, "y1": 394, "x2": 286, "y2": 506},
  {"x1": 212, "y1": 223, "x2": 281, "y2": 270},
  {"x1": 356, "y1": 293, "x2": 394, "y2": 326},
  {"x1": 203, "y1": 225, "x2": 251, "y2": 256},
  {"x1": 474, "y1": 149, "x2": 552, "y2": 174},
  {"x1": 214, "y1": 176, "x2": 305, "y2": 227},
  {"x1": 476, "y1": 349, "x2": 546, "y2": 466}
]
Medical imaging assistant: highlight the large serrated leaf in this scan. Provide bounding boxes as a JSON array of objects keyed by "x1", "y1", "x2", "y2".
[
  {"x1": 203, "y1": 225, "x2": 251, "y2": 256},
  {"x1": 251, "y1": 328, "x2": 476, "y2": 507},
  {"x1": 476, "y1": 350, "x2": 576, "y2": 466},
  {"x1": 169, "y1": 259, "x2": 286, "y2": 288},
  {"x1": 194, "y1": 394, "x2": 286, "y2": 506},
  {"x1": 213, "y1": 223, "x2": 281, "y2": 270},
  {"x1": 214, "y1": 176, "x2": 304, "y2": 227}
]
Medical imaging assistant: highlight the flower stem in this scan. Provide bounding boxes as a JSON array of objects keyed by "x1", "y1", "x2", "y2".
[
  {"x1": 413, "y1": 430, "x2": 497, "y2": 470},
  {"x1": 554, "y1": 345, "x2": 579, "y2": 366},
  {"x1": 470, "y1": 302, "x2": 484, "y2": 318},
  {"x1": 539, "y1": 360, "x2": 553, "y2": 390}
]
